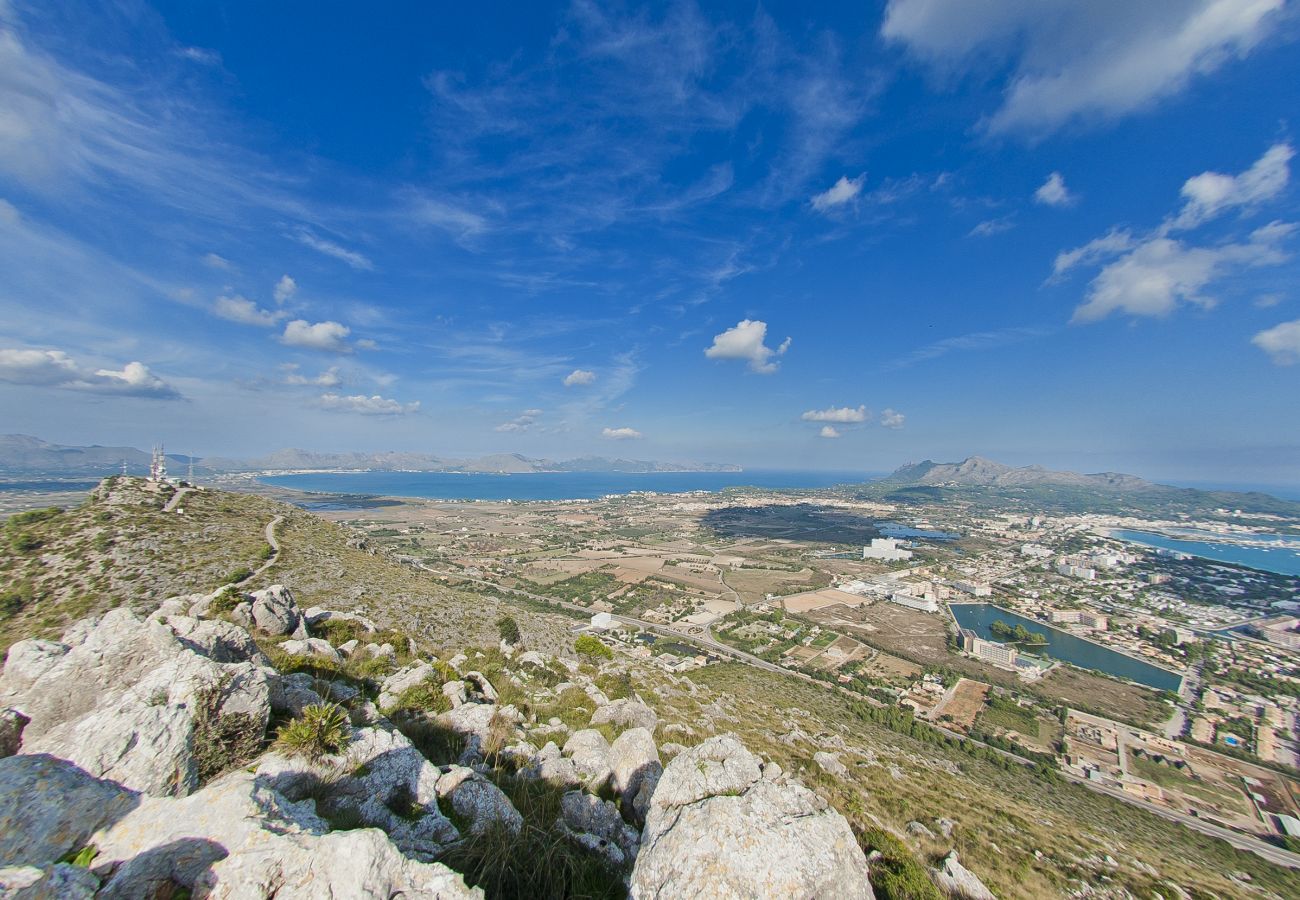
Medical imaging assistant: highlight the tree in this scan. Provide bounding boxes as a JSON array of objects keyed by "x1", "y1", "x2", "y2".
[
  {"x1": 497, "y1": 614, "x2": 522, "y2": 647},
  {"x1": 574, "y1": 634, "x2": 613, "y2": 660}
]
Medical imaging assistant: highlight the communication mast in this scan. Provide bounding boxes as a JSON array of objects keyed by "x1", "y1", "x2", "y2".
[{"x1": 149, "y1": 444, "x2": 168, "y2": 482}]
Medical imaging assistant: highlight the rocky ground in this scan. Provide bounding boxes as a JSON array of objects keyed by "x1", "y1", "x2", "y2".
[
  {"x1": 3, "y1": 480, "x2": 1299, "y2": 898},
  {"x1": 0, "y1": 585, "x2": 894, "y2": 898}
]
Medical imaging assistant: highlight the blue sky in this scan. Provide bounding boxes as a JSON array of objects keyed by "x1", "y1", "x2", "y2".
[{"x1": 1, "y1": 1, "x2": 1299, "y2": 485}]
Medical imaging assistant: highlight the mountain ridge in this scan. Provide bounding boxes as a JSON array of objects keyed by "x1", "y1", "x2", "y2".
[
  {"x1": 0, "y1": 434, "x2": 741, "y2": 476},
  {"x1": 884, "y1": 455, "x2": 1155, "y2": 491}
]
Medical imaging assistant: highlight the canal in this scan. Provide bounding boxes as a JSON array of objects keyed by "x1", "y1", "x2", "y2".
[{"x1": 950, "y1": 603, "x2": 1183, "y2": 692}]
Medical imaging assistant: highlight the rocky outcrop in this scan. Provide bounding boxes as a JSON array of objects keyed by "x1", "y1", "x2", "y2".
[
  {"x1": 557, "y1": 790, "x2": 640, "y2": 867},
  {"x1": 630, "y1": 734, "x2": 873, "y2": 899},
  {"x1": 0, "y1": 754, "x2": 138, "y2": 868},
  {"x1": 277, "y1": 638, "x2": 341, "y2": 663},
  {"x1": 378, "y1": 662, "x2": 436, "y2": 710},
  {"x1": 563, "y1": 729, "x2": 613, "y2": 791},
  {"x1": 608, "y1": 727, "x2": 661, "y2": 823},
  {"x1": 931, "y1": 850, "x2": 995, "y2": 900},
  {"x1": 0, "y1": 610, "x2": 272, "y2": 797},
  {"x1": 815, "y1": 750, "x2": 848, "y2": 778},
  {"x1": 0, "y1": 708, "x2": 28, "y2": 758},
  {"x1": 435, "y1": 766, "x2": 523, "y2": 836},
  {"x1": 0, "y1": 862, "x2": 99, "y2": 898},
  {"x1": 590, "y1": 697, "x2": 657, "y2": 732},
  {"x1": 244, "y1": 584, "x2": 307, "y2": 637}
]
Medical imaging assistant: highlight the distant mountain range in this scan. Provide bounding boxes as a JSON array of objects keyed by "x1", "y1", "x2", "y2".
[
  {"x1": 883, "y1": 456, "x2": 1154, "y2": 491},
  {"x1": 0, "y1": 435, "x2": 741, "y2": 477},
  {"x1": 874, "y1": 455, "x2": 1298, "y2": 517}
]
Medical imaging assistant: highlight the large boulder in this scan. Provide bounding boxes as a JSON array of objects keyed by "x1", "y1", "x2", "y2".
[
  {"x1": 608, "y1": 727, "x2": 661, "y2": 821},
  {"x1": 0, "y1": 862, "x2": 99, "y2": 898},
  {"x1": 378, "y1": 662, "x2": 436, "y2": 710},
  {"x1": 247, "y1": 585, "x2": 306, "y2": 637},
  {"x1": 930, "y1": 850, "x2": 996, "y2": 900},
  {"x1": 435, "y1": 766, "x2": 523, "y2": 836},
  {"x1": 630, "y1": 734, "x2": 873, "y2": 899},
  {"x1": 563, "y1": 729, "x2": 613, "y2": 791},
  {"x1": 0, "y1": 610, "x2": 271, "y2": 797},
  {"x1": 155, "y1": 615, "x2": 269, "y2": 665},
  {"x1": 590, "y1": 697, "x2": 657, "y2": 733},
  {"x1": 277, "y1": 638, "x2": 341, "y2": 664},
  {"x1": 557, "y1": 790, "x2": 640, "y2": 867},
  {"x1": 0, "y1": 754, "x2": 138, "y2": 868}
]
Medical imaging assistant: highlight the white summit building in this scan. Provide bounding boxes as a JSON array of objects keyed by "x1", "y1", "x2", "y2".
[{"x1": 862, "y1": 538, "x2": 913, "y2": 562}]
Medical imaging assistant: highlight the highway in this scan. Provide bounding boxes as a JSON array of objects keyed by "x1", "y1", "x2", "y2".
[{"x1": 406, "y1": 557, "x2": 1300, "y2": 869}]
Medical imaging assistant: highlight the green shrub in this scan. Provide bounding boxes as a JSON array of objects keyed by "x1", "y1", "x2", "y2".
[
  {"x1": 207, "y1": 587, "x2": 242, "y2": 616},
  {"x1": 222, "y1": 568, "x2": 254, "y2": 585},
  {"x1": 386, "y1": 680, "x2": 451, "y2": 716},
  {"x1": 275, "y1": 703, "x2": 350, "y2": 761},
  {"x1": 192, "y1": 678, "x2": 265, "y2": 782},
  {"x1": 496, "y1": 615, "x2": 521, "y2": 646},
  {"x1": 58, "y1": 845, "x2": 98, "y2": 868},
  {"x1": 574, "y1": 634, "x2": 613, "y2": 660},
  {"x1": 856, "y1": 827, "x2": 943, "y2": 900}
]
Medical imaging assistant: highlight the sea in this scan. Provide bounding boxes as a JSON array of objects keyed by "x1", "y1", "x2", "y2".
[
  {"x1": 1109, "y1": 529, "x2": 1300, "y2": 577},
  {"x1": 259, "y1": 469, "x2": 879, "y2": 503},
  {"x1": 950, "y1": 603, "x2": 1183, "y2": 692}
]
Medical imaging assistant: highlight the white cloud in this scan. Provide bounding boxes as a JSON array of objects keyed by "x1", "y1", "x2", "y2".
[
  {"x1": 969, "y1": 216, "x2": 1016, "y2": 238},
  {"x1": 294, "y1": 230, "x2": 374, "y2": 271},
  {"x1": 177, "y1": 46, "x2": 221, "y2": 66},
  {"x1": 810, "y1": 174, "x2": 865, "y2": 211},
  {"x1": 882, "y1": 0, "x2": 1287, "y2": 137},
  {"x1": 1252, "y1": 319, "x2": 1300, "y2": 364},
  {"x1": 1172, "y1": 142, "x2": 1293, "y2": 229},
  {"x1": 213, "y1": 294, "x2": 282, "y2": 327},
  {"x1": 819, "y1": 425, "x2": 841, "y2": 439},
  {"x1": 318, "y1": 393, "x2": 419, "y2": 415},
  {"x1": 202, "y1": 252, "x2": 231, "y2": 270},
  {"x1": 355, "y1": 338, "x2": 378, "y2": 351},
  {"x1": 281, "y1": 319, "x2": 352, "y2": 352},
  {"x1": 802, "y1": 404, "x2": 869, "y2": 423},
  {"x1": 1034, "y1": 172, "x2": 1075, "y2": 207},
  {"x1": 284, "y1": 365, "x2": 342, "y2": 387},
  {"x1": 705, "y1": 319, "x2": 791, "y2": 374},
  {"x1": 496, "y1": 409, "x2": 542, "y2": 432},
  {"x1": 1053, "y1": 229, "x2": 1135, "y2": 277},
  {"x1": 880, "y1": 408, "x2": 906, "y2": 429},
  {"x1": 273, "y1": 274, "x2": 297, "y2": 304},
  {"x1": 563, "y1": 368, "x2": 596, "y2": 387},
  {"x1": 1069, "y1": 222, "x2": 1294, "y2": 323},
  {"x1": 601, "y1": 426, "x2": 642, "y2": 440},
  {"x1": 0, "y1": 347, "x2": 180, "y2": 398}
]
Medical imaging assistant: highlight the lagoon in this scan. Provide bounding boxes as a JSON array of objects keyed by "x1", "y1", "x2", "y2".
[
  {"x1": 260, "y1": 469, "x2": 876, "y2": 502},
  {"x1": 1109, "y1": 529, "x2": 1300, "y2": 577},
  {"x1": 950, "y1": 603, "x2": 1182, "y2": 693}
]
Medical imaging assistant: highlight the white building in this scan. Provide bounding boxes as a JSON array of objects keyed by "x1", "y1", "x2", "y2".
[
  {"x1": 961, "y1": 629, "x2": 1018, "y2": 669},
  {"x1": 862, "y1": 538, "x2": 913, "y2": 562},
  {"x1": 953, "y1": 581, "x2": 992, "y2": 598},
  {"x1": 888, "y1": 591, "x2": 938, "y2": 613}
]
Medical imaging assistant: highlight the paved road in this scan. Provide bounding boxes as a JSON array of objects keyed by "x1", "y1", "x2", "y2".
[
  {"x1": 407, "y1": 558, "x2": 1300, "y2": 870},
  {"x1": 162, "y1": 486, "x2": 194, "y2": 513}
]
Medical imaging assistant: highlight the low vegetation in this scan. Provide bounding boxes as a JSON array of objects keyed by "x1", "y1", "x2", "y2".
[{"x1": 275, "y1": 703, "x2": 350, "y2": 761}]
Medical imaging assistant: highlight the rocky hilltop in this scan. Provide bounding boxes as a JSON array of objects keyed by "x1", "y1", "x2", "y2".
[
  {"x1": 0, "y1": 585, "x2": 885, "y2": 899},
  {"x1": 884, "y1": 456, "x2": 1153, "y2": 491}
]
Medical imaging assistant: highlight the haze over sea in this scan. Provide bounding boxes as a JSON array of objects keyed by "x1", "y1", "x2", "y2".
[{"x1": 260, "y1": 469, "x2": 879, "y2": 503}]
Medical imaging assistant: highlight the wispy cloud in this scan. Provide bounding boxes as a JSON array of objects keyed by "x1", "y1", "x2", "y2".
[
  {"x1": 1252, "y1": 319, "x2": 1300, "y2": 365},
  {"x1": 802, "y1": 404, "x2": 868, "y2": 423},
  {"x1": 318, "y1": 392, "x2": 419, "y2": 415},
  {"x1": 293, "y1": 230, "x2": 374, "y2": 271},
  {"x1": 601, "y1": 426, "x2": 642, "y2": 440},
  {"x1": 213, "y1": 295, "x2": 284, "y2": 328},
  {"x1": 884, "y1": 326, "x2": 1049, "y2": 370}
]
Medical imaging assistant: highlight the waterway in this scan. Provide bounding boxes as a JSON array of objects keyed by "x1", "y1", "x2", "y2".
[
  {"x1": 1109, "y1": 529, "x2": 1300, "y2": 577},
  {"x1": 260, "y1": 469, "x2": 877, "y2": 502},
  {"x1": 949, "y1": 603, "x2": 1183, "y2": 692}
]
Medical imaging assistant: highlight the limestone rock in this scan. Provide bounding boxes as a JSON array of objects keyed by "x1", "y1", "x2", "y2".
[
  {"x1": 815, "y1": 751, "x2": 848, "y2": 778},
  {"x1": 590, "y1": 697, "x2": 657, "y2": 733},
  {"x1": 516, "y1": 650, "x2": 546, "y2": 669},
  {"x1": 630, "y1": 734, "x2": 873, "y2": 900},
  {"x1": 557, "y1": 790, "x2": 640, "y2": 867},
  {"x1": 378, "y1": 662, "x2": 435, "y2": 710},
  {"x1": 907, "y1": 820, "x2": 935, "y2": 839},
  {"x1": 438, "y1": 703, "x2": 498, "y2": 761},
  {"x1": 0, "y1": 862, "x2": 99, "y2": 898},
  {"x1": 0, "y1": 754, "x2": 138, "y2": 868},
  {"x1": 159, "y1": 615, "x2": 269, "y2": 665},
  {"x1": 608, "y1": 727, "x2": 661, "y2": 822},
  {"x1": 0, "y1": 610, "x2": 271, "y2": 797},
  {"x1": 277, "y1": 638, "x2": 340, "y2": 663},
  {"x1": 931, "y1": 850, "x2": 995, "y2": 900},
  {"x1": 247, "y1": 585, "x2": 305, "y2": 637},
  {"x1": 442, "y1": 680, "x2": 469, "y2": 709},
  {"x1": 462, "y1": 671, "x2": 499, "y2": 704},
  {"x1": 266, "y1": 673, "x2": 324, "y2": 718},
  {"x1": 563, "y1": 729, "x2": 613, "y2": 791},
  {"x1": 0, "y1": 708, "x2": 28, "y2": 758},
  {"x1": 436, "y1": 766, "x2": 523, "y2": 836}
]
